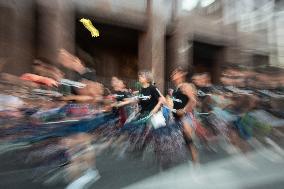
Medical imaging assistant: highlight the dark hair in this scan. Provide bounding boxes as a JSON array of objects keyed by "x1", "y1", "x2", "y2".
[
  {"x1": 138, "y1": 70, "x2": 153, "y2": 83},
  {"x1": 174, "y1": 66, "x2": 188, "y2": 73},
  {"x1": 171, "y1": 66, "x2": 188, "y2": 78}
]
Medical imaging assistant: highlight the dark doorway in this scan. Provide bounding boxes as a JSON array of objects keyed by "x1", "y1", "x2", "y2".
[
  {"x1": 192, "y1": 41, "x2": 224, "y2": 84},
  {"x1": 75, "y1": 14, "x2": 139, "y2": 87}
]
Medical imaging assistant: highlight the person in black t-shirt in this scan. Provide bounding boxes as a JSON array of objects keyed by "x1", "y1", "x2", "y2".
[
  {"x1": 57, "y1": 49, "x2": 97, "y2": 96},
  {"x1": 56, "y1": 49, "x2": 104, "y2": 103},
  {"x1": 192, "y1": 73, "x2": 213, "y2": 94},
  {"x1": 111, "y1": 77, "x2": 131, "y2": 102},
  {"x1": 112, "y1": 71, "x2": 163, "y2": 116},
  {"x1": 111, "y1": 76, "x2": 132, "y2": 126},
  {"x1": 168, "y1": 67, "x2": 199, "y2": 164},
  {"x1": 192, "y1": 73, "x2": 214, "y2": 112},
  {"x1": 112, "y1": 70, "x2": 163, "y2": 153},
  {"x1": 137, "y1": 71, "x2": 161, "y2": 115}
]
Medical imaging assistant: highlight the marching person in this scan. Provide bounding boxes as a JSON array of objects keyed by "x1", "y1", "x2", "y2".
[{"x1": 169, "y1": 66, "x2": 199, "y2": 164}]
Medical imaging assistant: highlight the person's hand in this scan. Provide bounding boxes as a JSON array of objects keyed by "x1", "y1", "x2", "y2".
[
  {"x1": 41, "y1": 78, "x2": 58, "y2": 87},
  {"x1": 72, "y1": 58, "x2": 86, "y2": 74},
  {"x1": 58, "y1": 49, "x2": 86, "y2": 74}
]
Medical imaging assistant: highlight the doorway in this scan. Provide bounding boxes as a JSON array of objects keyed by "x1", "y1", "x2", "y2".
[{"x1": 192, "y1": 41, "x2": 224, "y2": 84}]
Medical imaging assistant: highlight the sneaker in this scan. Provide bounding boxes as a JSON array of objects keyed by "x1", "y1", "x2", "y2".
[{"x1": 65, "y1": 169, "x2": 101, "y2": 189}]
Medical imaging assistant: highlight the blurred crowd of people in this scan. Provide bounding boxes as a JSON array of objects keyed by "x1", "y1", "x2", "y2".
[{"x1": 0, "y1": 49, "x2": 284, "y2": 189}]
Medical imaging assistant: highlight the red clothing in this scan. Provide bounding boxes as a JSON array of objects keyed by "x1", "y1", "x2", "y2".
[{"x1": 20, "y1": 73, "x2": 58, "y2": 87}]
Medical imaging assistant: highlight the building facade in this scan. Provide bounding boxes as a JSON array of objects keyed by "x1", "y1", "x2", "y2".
[{"x1": 0, "y1": 0, "x2": 283, "y2": 91}]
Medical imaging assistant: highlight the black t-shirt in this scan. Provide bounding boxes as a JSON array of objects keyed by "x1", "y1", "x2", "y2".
[
  {"x1": 138, "y1": 85, "x2": 160, "y2": 113},
  {"x1": 113, "y1": 90, "x2": 130, "y2": 102},
  {"x1": 172, "y1": 87, "x2": 189, "y2": 110},
  {"x1": 172, "y1": 87, "x2": 189, "y2": 119},
  {"x1": 112, "y1": 90, "x2": 130, "y2": 115}
]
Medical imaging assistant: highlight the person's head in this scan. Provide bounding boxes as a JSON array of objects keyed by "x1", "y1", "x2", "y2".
[
  {"x1": 171, "y1": 66, "x2": 188, "y2": 86},
  {"x1": 192, "y1": 73, "x2": 211, "y2": 87},
  {"x1": 168, "y1": 88, "x2": 174, "y2": 96},
  {"x1": 117, "y1": 79, "x2": 126, "y2": 90},
  {"x1": 138, "y1": 70, "x2": 153, "y2": 85},
  {"x1": 111, "y1": 77, "x2": 119, "y2": 88},
  {"x1": 111, "y1": 76, "x2": 126, "y2": 90}
]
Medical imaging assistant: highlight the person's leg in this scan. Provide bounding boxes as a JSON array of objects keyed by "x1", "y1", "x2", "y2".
[
  {"x1": 63, "y1": 134, "x2": 93, "y2": 180},
  {"x1": 182, "y1": 120, "x2": 199, "y2": 164},
  {"x1": 65, "y1": 134, "x2": 101, "y2": 189},
  {"x1": 65, "y1": 158, "x2": 83, "y2": 181},
  {"x1": 75, "y1": 146, "x2": 95, "y2": 170}
]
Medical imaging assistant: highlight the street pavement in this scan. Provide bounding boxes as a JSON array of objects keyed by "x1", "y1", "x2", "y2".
[{"x1": 0, "y1": 139, "x2": 283, "y2": 189}]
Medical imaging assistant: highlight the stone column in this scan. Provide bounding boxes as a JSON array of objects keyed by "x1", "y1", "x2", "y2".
[
  {"x1": 0, "y1": 0, "x2": 34, "y2": 75},
  {"x1": 275, "y1": 11, "x2": 284, "y2": 68},
  {"x1": 138, "y1": 0, "x2": 166, "y2": 92},
  {"x1": 167, "y1": 15, "x2": 194, "y2": 79},
  {"x1": 0, "y1": 2, "x2": 14, "y2": 72},
  {"x1": 36, "y1": 0, "x2": 75, "y2": 63}
]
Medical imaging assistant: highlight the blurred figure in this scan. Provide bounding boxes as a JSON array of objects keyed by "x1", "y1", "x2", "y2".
[
  {"x1": 170, "y1": 67, "x2": 199, "y2": 164},
  {"x1": 111, "y1": 76, "x2": 129, "y2": 96},
  {"x1": 20, "y1": 73, "x2": 59, "y2": 88},
  {"x1": 192, "y1": 73, "x2": 214, "y2": 113},
  {"x1": 192, "y1": 73, "x2": 212, "y2": 93},
  {"x1": 60, "y1": 133, "x2": 100, "y2": 189},
  {"x1": 111, "y1": 76, "x2": 131, "y2": 126},
  {"x1": 167, "y1": 88, "x2": 174, "y2": 97},
  {"x1": 33, "y1": 59, "x2": 65, "y2": 81},
  {"x1": 0, "y1": 94, "x2": 25, "y2": 118},
  {"x1": 113, "y1": 70, "x2": 163, "y2": 155},
  {"x1": 0, "y1": 72, "x2": 39, "y2": 89},
  {"x1": 17, "y1": 59, "x2": 64, "y2": 89},
  {"x1": 57, "y1": 49, "x2": 104, "y2": 103},
  {"x1": 57, "y1": 49, "x2": 96, "y2": 82}
]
